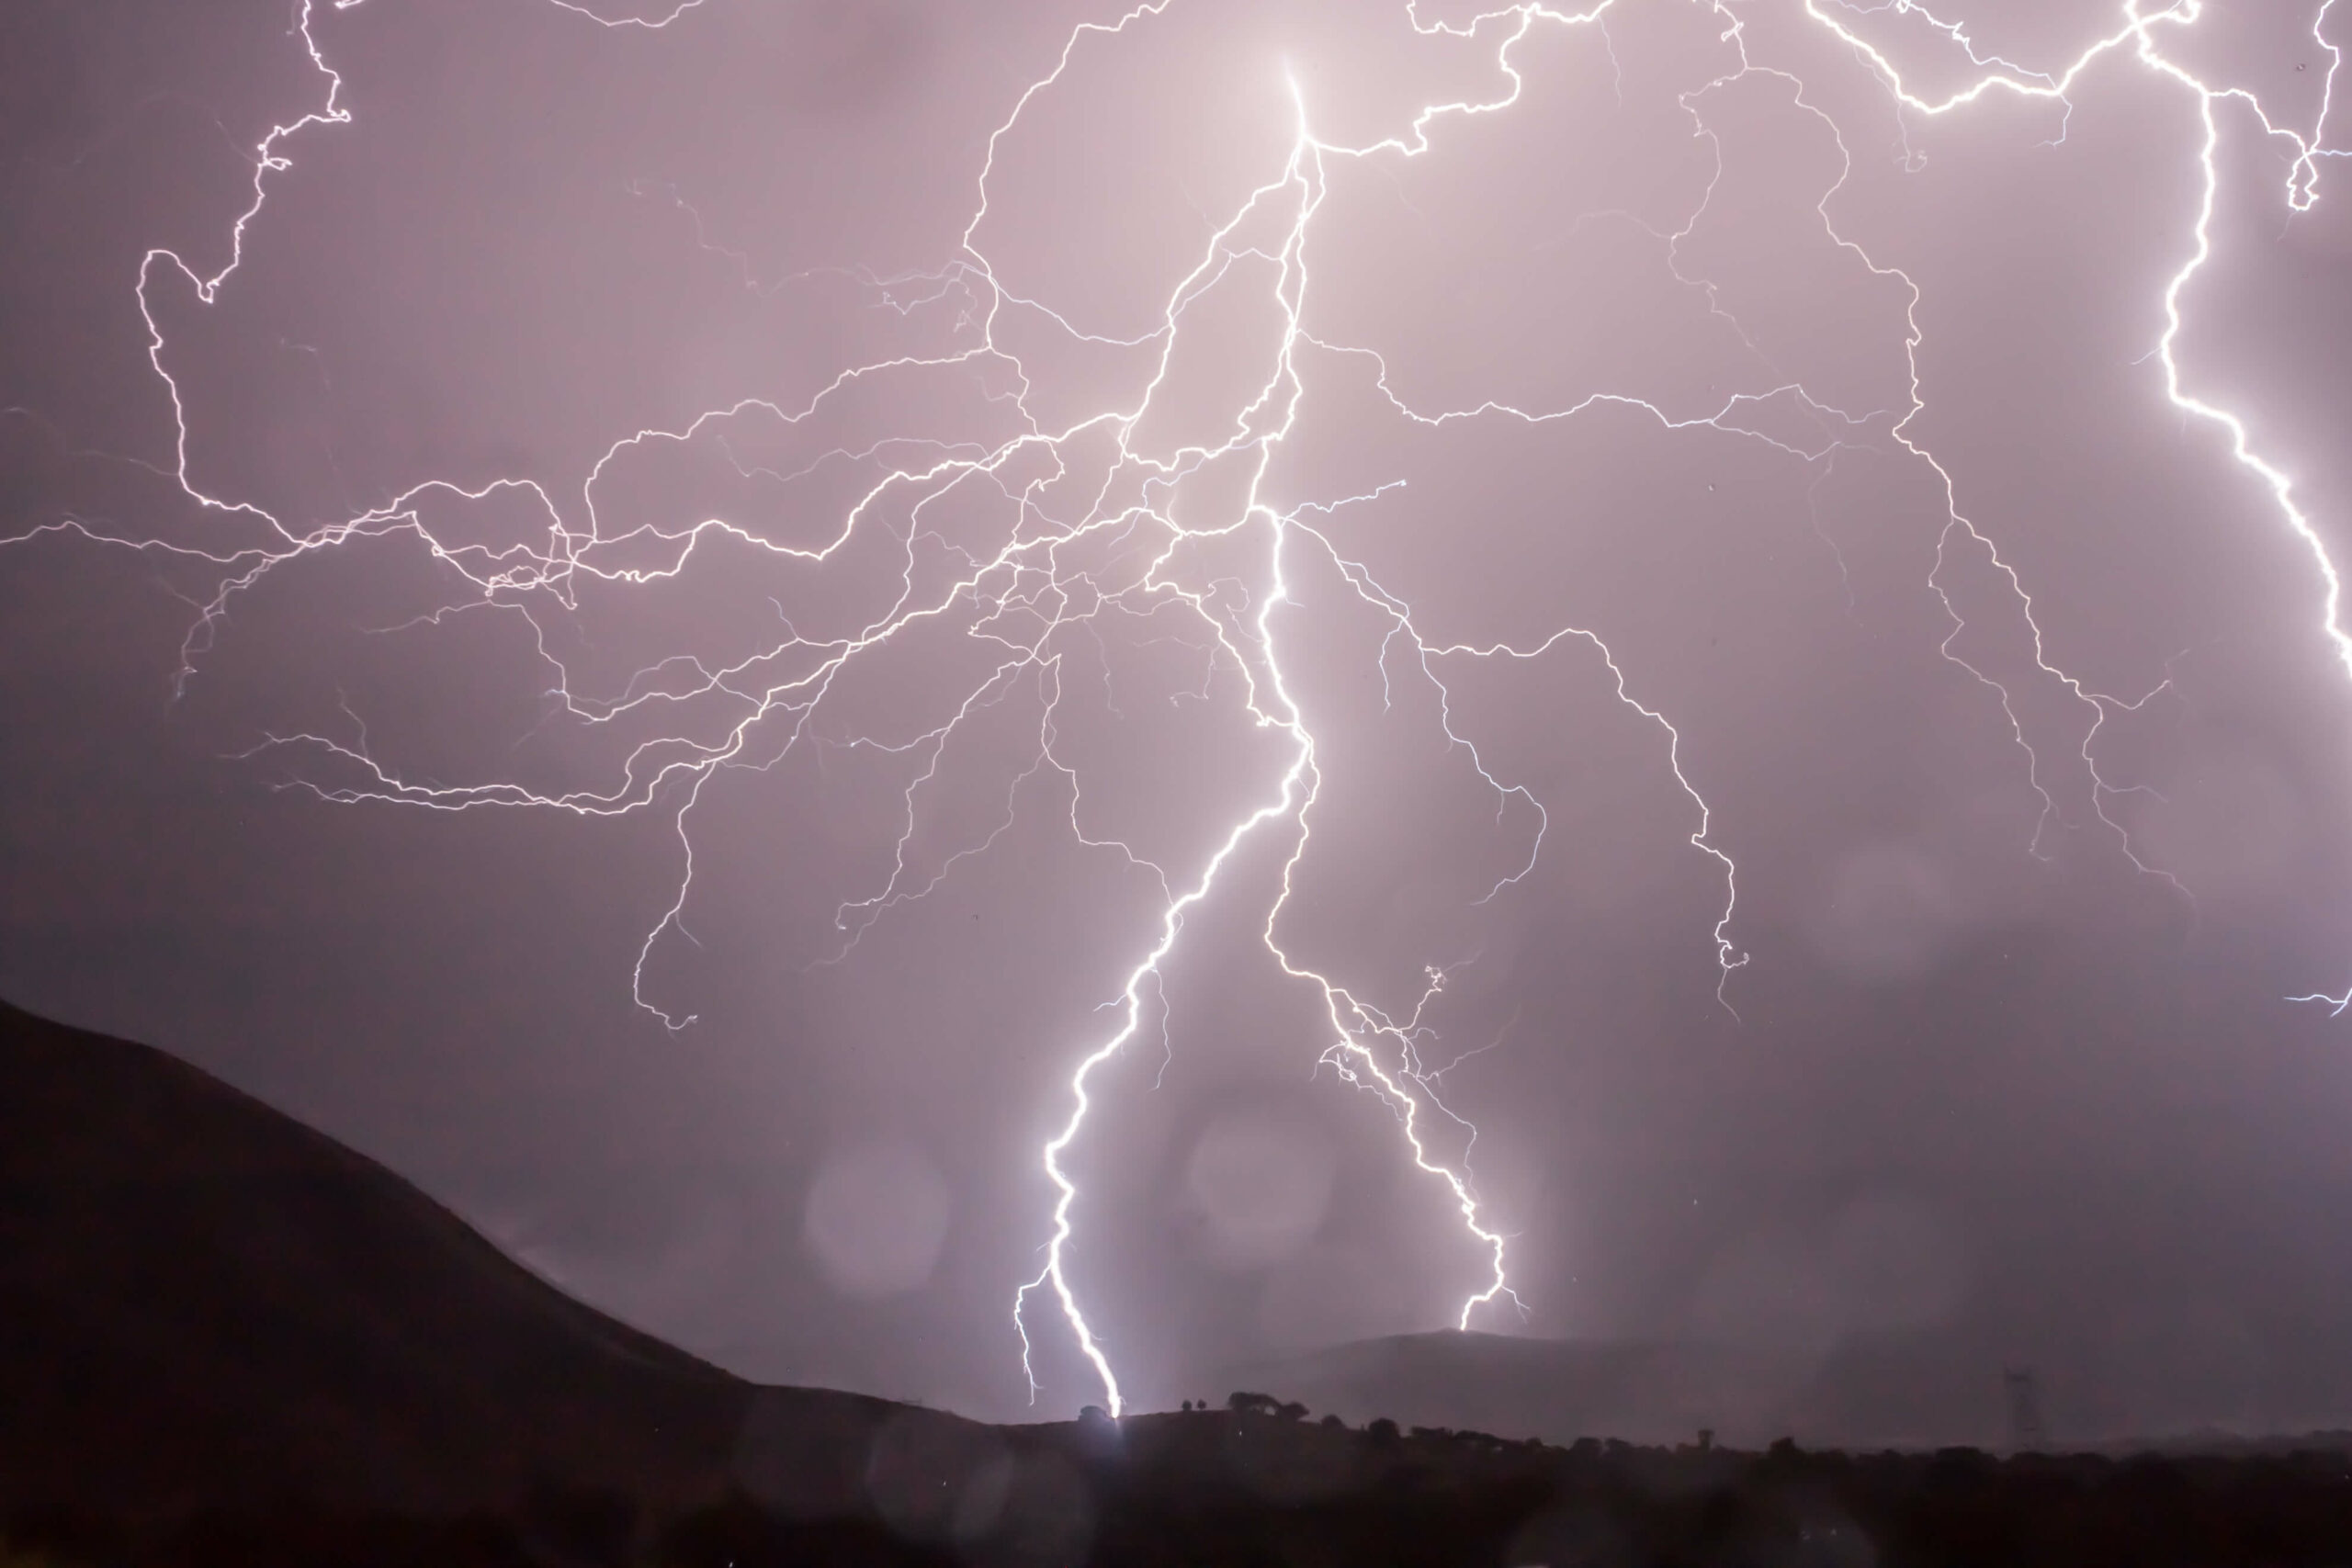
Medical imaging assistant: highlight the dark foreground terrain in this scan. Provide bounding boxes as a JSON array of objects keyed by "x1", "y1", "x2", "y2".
[
  {"x1": 23, "y1": 1429, "x2": 2352, "y2": 1568},
  {"x1": 6, "y1": 998, "x2": 2352, "y2": 1566}
]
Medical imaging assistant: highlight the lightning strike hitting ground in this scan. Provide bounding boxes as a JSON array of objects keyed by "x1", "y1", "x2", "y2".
[{"x1": 6, "y1": 0, "x2": 2347, "y2": 1416}]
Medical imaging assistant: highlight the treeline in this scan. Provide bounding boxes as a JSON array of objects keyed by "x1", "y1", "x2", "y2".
[{"x1": 11, "y1": 1405, "x2": 2352, "y2": 1566}]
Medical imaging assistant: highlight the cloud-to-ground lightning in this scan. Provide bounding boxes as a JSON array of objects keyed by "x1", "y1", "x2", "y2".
[{"x1": 7, "y1": 0, "x2": 2349, "y2": 1416}]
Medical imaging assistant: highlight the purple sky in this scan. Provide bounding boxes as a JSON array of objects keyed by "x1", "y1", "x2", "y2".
[{"x1": 6, "y1": 0, "x2": 2352, "y2": 1439}]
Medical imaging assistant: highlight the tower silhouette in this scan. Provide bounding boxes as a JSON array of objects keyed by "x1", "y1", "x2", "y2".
[{"x1": 2003, "y1": 1367, "x2": 2046, "y2": 1451}]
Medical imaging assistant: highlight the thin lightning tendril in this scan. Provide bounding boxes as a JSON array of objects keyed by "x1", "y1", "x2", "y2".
[
  {"x1": 6, "y1": 0, "x2": 2347, "y2": 1414},
  {"x1": 1796, "y1": 0, "x2": 2349, "y2": 990}
]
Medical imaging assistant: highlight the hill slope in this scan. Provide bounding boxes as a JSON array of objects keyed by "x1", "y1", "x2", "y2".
[
  {"x1": 8, "y1": 999, "x2": 2352, "y2": 1567},
  {"x1": 0, "y1": 997, "x2": 758, "y2": 1517}
]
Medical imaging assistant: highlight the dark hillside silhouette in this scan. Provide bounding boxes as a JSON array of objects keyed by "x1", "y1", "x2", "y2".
[
  {"x1": 0, "y1": 997, "x2": 754, "y2": 1517},
  {"x1": 7, "y1": 996, "x2": 2352, "y2": 1566}
]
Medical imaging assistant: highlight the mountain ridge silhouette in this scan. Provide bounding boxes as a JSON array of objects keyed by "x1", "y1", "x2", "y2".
[{"x1": 0, "y1": 995, "x2": 895, "y2": 1520}]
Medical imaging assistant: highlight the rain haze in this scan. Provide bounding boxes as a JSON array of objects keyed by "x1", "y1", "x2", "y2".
[{"x1": 6, "y1": 0, "x2": 2352, "y2": 1449}]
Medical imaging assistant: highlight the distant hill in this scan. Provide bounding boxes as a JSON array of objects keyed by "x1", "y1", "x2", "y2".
[
  {"x1": 1218, "y1": 1327, "x2": 2019, "y2": 1453},
  {"x1": 1217, "y1": 1315, "x2": 2352, "y2": 1457},
  {"x1": 1218, "y1": 1306, "x2": 2352, "y2": 1457}
]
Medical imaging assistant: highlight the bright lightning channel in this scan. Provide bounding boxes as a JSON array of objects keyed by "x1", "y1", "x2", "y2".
[
  {"x1": 1788, "y1": 1, "x2": 2350, "y2": 999},
  {"x1": 5, "y1": 0, "x2": 2346, "y2": 1417}
]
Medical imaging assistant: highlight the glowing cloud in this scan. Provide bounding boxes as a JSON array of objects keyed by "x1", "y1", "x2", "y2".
[{"x1": 7, "y1": 0, "x2": 2346, "y2": 1416}]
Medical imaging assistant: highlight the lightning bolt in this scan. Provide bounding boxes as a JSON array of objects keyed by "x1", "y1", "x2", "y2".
[
  {"x1": 1782, "y1": 0, "x2": 2348, "y2": 990},
  {"x1": 7, "y1": 0, "x2": 2346, "y2": 1418}
]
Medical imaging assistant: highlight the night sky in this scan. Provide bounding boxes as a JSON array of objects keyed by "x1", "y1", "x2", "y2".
[{"x1": 6, "y1": 0, "x2": 2352, "y2": 1441}]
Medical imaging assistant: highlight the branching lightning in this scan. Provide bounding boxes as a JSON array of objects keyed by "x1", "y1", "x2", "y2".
[{"x1": 8, "y1": 0, "x2": 2349, "y2": 1415}]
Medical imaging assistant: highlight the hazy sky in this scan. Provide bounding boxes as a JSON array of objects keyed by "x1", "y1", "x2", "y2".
[{"x1": 6, "y1": 0, "x2": 2352, "y2": 1438}]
